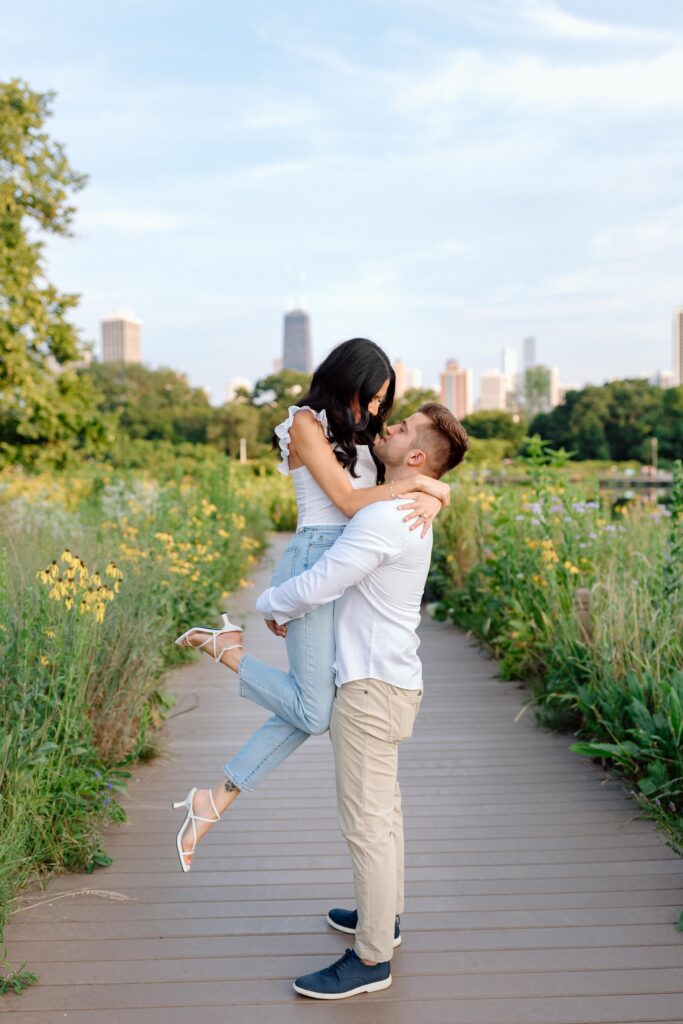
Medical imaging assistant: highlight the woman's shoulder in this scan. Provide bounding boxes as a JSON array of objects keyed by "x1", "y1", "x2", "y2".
[{"x1": 273, "y1": 405, "x2": 330, "y2": 475}]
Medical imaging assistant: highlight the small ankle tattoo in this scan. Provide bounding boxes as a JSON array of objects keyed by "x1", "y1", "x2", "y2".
[{"x1": 224, "y1": 778, "x2": 238, "y2": 793}]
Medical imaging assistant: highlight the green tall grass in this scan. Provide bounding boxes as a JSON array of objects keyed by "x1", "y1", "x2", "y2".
[
  {"x1": 430, "y1": 448, "x2": 683, "y2": 857},
  {"x1": 0, "y1": 458, "x2": 274, "y2": 990}
]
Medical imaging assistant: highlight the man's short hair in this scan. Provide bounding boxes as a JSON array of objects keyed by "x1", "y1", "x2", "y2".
[{"x1": 416, "y1": 403, "x2": 469, "y2": 477}]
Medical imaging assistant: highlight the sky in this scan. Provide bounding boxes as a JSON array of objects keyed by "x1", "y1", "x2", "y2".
[{"x1": 5, "y1": 0, "x2": 683, "y2": 403}]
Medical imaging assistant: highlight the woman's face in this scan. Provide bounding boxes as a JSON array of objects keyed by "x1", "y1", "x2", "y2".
[{"x1": 351, "y1": 378, "x2": 390, "y2": 422}]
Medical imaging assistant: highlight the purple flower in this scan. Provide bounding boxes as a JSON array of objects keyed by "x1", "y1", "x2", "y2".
[
  {"x1": 579, "y1": 542, "x2": 587, "y2": 549},
  {"x1": 104, "y1": 797, "x2": 111, "y2": 804},
  {"x1": 586, "y1": 501, "x2": 599, "y2": 509},
  {"x1": 515, "y1": 514, "x2": 525, "y2": 521},
  {"x1": 669, "y1": 801, "x2": 677, "y2": 813},
  {"x1": 106, "y1": 781, "x2": 113, "y2": 789},
  {"x1": 94, "y1": 770, "x2": 101, "y2": 778},
  {"x1": 530, "y1": 517, "x2": 540, "y2": 526}
]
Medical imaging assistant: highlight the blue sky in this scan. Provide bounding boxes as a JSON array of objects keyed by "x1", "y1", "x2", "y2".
[{"x1": 5, "y1": 1, "x2": 683, "y2": 402}]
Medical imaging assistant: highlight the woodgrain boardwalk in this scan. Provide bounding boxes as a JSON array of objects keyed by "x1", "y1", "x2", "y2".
[{"x1": 5, "y1": 534, "x2": 683, "y2": 1023}]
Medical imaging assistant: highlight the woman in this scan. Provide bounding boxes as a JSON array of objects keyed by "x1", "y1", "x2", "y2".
[{"x1": 173, "y1": 338, "x2": 449, "y2": 871}]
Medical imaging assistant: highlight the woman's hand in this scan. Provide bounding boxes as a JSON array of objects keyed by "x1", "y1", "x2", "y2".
[
  {"x1": 396, "y1": 492, "x2": 443, "y2": 537},
  {"x1": 416, "y1": 475, "x2": 451, "y2": 507}
]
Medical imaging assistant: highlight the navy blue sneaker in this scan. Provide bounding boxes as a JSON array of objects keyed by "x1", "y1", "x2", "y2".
[
  {"x1": 326, "y1": 908, "x2": 401, "y2": 947},
  {"x1": 293, "y1": 948, "x2": 391, "y2": 999}
]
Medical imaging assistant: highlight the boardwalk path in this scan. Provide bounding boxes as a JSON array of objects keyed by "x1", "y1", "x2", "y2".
[{"x1": 4, "y1": 534, "x2": 683, "y2": 1024}]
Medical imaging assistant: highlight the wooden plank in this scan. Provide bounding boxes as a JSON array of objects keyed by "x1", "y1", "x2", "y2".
[{"x1": 4, "y1": 532, "x2": 683, "y2": 1024}]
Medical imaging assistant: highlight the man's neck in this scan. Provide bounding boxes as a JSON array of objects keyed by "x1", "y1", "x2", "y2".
[{"x1": 386, "y1": 467, "x2": 422, "y2": 487}]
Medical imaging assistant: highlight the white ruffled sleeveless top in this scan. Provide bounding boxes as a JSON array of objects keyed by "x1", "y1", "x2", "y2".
[{"x1": 274, "y1": 405, "x2": 378, "y2": 528}]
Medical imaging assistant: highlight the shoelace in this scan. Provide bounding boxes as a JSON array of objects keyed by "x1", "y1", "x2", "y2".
[{"x1": 326, "y1": 949, "x2": 356, "y2": 980}]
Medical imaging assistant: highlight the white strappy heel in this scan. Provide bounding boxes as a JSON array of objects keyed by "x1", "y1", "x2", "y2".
[
  {"x1": 174, "y1": 612, "x2": 244, "y2": 662},
  {"x1": 172, "y1": 786, "x2": 220, "y2": 873}
]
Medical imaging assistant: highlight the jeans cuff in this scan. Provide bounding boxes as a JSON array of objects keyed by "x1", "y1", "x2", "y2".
[{"x1": 237, "y1": 652, "x2": 252, "y2": 698}]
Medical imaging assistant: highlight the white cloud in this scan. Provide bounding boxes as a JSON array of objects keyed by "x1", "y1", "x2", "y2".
[
  {"x1": 520, "y1": 1, "x2": 673, "y2": 44},
  {"x1": 399, "y1": 46, "x2": 683, "y2": 114}
]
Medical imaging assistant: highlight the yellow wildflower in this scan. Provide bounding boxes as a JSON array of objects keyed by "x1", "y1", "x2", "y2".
[
  {"x1": 43, "y1": 629, "x2": 56, "y2": 638},
  {"x1": 39, "y1": 654, "x2": 49, "y2": 667}
]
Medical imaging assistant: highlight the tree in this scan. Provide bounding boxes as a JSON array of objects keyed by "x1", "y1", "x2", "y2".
[
  {"x1": 252, "y1": 370, "x2": 311, "y2": 443},
  {"x1": 462, "y1": 410, "x2": 526, "y2": 443},
  {"x1": 602, "y1": 379, "x2": 660, "y2": 462},
  {"x1": 391, "y1": 387, "x2": 439, "y2": 422},
  {"x1": 530, "y1": 379, "x2": 666, "y2": 462},
  {"x1": 208, "y1": 400, "x2": 263, "y2": 458},
  {"x1": 0, "y1": 79, "x2": 108, "y2": 460},
  {"x1": 83, "y1": 362, "x2": 213, "y2": 444},
  {"x1": 658, "y1": 386, "x2": 683, "y2": 461},
  {"x1": 522, "y1": 366, "x2": 551, "y2": 419}
]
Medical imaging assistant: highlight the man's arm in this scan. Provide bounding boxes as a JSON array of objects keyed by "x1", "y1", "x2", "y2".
[{"x1": 256, "y1": 504, "x2": 406, "y2": 624}]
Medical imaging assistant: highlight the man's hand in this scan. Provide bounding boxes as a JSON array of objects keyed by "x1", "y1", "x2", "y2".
[{"x1": 265, "y1": 618, "x2": 287, "y2": 638}]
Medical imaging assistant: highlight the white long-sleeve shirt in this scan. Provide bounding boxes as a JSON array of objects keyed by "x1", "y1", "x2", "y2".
[{"x1": 256, "y1": 501, "x2": 433, "y2": 690}]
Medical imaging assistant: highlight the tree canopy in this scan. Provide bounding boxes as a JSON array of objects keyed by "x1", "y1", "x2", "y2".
[
  {"x1": 530, "y1": 379, "x2": 683, "y2": 462},
  {"x1": 0, "y1": 79, "x2": 108, "y2": 462}
]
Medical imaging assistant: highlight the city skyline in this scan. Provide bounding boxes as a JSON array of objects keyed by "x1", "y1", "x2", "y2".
[
  {"x1": 91, "y1": 298, "x2": 680, "y2": 411},
  {"x1": 7, "y1": 2, "x2": 683, "y2": 402}
]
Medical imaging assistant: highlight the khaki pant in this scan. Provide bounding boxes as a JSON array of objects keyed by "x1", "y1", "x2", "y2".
[{"x1": 329, "y1": 678, "x2": 422, "y2": 963}]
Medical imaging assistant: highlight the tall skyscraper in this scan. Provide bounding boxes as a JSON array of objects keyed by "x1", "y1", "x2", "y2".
[
  {"x1": 673, "y1": 307, "x2": 683, "y2": 386},
  {"x1": 282, "y1": 309, "x2": 312, "y2": 373},
  {"x1": 101, "y1": 311, "x2": 141, "y2": 364},
  {"x1": 523, "y1": 336, "x2": 537, "y2": 372},
  {"x1": 480, "y1": 369, "x2": 507, "y2": 411},
  {"x1": 439, "y1": 359, "x2": 473, "y2": 419},
  {"x1": 394, "y1": 359, "x2": 422, "y2": 398}
]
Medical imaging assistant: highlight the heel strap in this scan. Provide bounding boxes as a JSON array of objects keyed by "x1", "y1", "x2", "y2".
[
  {"x1": 213, "y1": 643, "x2": 244, "y2": 662},
  {"x1": 208, "y1": 789, "x2": 220, "y2": 820}
]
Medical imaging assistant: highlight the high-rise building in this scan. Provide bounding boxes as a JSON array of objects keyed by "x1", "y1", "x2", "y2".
[
  {"x1": 226, "y1": 377, "x2": 252, "y2": 402},
  {"x1": 394, "y1": 359, "x2": 422, "y2": 398},
  {"x1": 653, "y1": 369, "x2": 675, "y2": 389},
  {"x1": 480, "y1": 369, "x2": 507, "y2": 411},
  {"x1": 439, "y1": 359, "x2": 473, "y2": 419},
  {"x1": 282, "y1": 308, "x2": 312, "y2": 373},
  {"x1": 549, "y1": 366, "x2": 560, "y2": 408},
  {"x1": 101, "y1": 311, "x2": 141, "y2": 364},
  {"x1": 523, "y1": 335, "x2": 537, "y2": 372},
  {"x1": 673, "y1": 308, "x2": 683, "y2": 386},
  {"x1": 501, "y1": 346, "x2": 518, "y2": 385}
]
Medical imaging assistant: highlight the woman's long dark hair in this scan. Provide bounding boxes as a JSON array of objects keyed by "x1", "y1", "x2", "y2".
[{"x1": 290, "y1": 337, "x2": 395, "y2": 481}]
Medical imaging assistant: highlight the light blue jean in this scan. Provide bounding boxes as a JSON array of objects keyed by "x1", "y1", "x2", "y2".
[{"x1": 223, "y1": 525, "x2": 344, "y2": 792}]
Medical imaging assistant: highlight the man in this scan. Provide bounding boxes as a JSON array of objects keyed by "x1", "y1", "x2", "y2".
[{"x1": 254, "y1": 403, "x2": 469, "y2": 999}]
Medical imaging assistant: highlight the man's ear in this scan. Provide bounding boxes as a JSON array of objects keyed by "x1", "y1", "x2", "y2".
[{"x1": 407, "y1": 449, "x2": 428, "y2": 469}]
